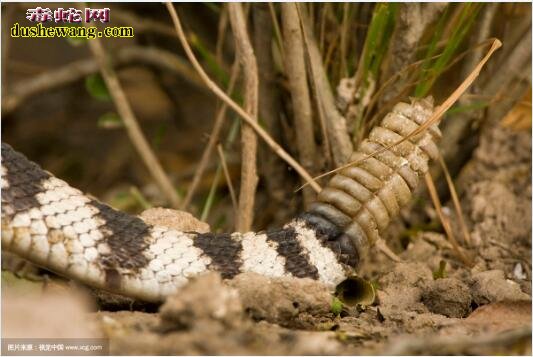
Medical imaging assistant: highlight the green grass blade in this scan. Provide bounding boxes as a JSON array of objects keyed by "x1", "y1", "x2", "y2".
[{"x1": 415, "y1": 4, "x2": 483, "y2": 97}]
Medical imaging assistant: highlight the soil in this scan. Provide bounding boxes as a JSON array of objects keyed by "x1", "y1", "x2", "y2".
[{"x1": 2, "y1": 118, "x2": 531, "y2": 356}]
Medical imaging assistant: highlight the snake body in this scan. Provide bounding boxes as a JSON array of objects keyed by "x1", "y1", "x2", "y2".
[{"x1": 1, "y1": 98, "x2": 439, "y2": 302}]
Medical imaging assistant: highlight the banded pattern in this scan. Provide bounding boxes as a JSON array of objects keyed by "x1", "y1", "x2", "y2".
[
  {"x1": 1, "y1": 97, "x2": 439, "y2": 302},
  {"x1": 1, "y1": 144, "x2": 351, "y2": 301}
]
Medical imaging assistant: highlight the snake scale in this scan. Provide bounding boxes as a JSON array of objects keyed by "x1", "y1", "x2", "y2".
[{"x1": 1, "y1": 97, "x2": 440, "y2": 302}]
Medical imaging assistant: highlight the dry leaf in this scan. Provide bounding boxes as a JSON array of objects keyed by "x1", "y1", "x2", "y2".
[{"x1": 501, "y1": 87, "x2": 532, "y2": 130}]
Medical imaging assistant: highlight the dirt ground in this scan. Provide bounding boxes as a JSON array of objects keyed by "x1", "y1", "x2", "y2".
[{"x1": 2, "y1": 117, "x2": 531, "y2": 356}]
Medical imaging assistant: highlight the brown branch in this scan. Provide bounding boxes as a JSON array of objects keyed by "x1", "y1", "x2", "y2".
[
  {"x1": 228, "y1": 3, "x2": 259, "y2": 232},
  {"x1": 165, "y1": 2, "x2": 321, "y2": 193},
  {"x1": 281, "y1": 3, "x2": 318, "y2": 207},
  {"x1": 382, "y1": 3, "x2": 447, "y2": 103},
  {"x1": 85, "y1": 30, "x2": 181, "y2": 208},
  {"x1": 2, "y1": 45, "x2": 203, "y2": 115}
]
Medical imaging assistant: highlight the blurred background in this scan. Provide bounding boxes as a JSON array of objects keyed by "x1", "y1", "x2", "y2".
[{"x1": 1, "y1": 2, "x2": 531, "y2": 234}]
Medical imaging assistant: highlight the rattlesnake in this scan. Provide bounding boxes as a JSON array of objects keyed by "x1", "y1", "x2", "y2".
[{"x1": 1, "y1": 97, "x2": 440, "y2": 302}]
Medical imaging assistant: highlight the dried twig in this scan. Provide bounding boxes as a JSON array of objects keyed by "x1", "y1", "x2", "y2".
[
  {"x1": 281, "y1": 3, "x2": 318, "y2": 207},
  {"x1": 2, "y1": 45, "x2": 203, "y2": 115},
  {"x1": 165, "y1": 2, "x2": 321, "y2": 193},
  {"x1": 217, "y1": 144, "x2": 238, "y2": 217},
  {"x1": 425, "y1": 172, "x2": 472, "y2": 267},
  {"x1": 181, "y1": 60, "x2": 240, "y2": 210},
  {"x1": 86, "y1": 29, "x2": 181, "y2": 208},
  {"x1": 438, "y1": 155, "x2": 472, "y2": 246},
  {"x1": 228, "y1": 3, "x2": 259, "y2": 232}
]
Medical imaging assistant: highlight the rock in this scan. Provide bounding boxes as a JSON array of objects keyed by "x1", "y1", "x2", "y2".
[
  {"x1": 470, "y1": 270, "x2": 530, "y2": 305},
  {"x1": 465, "y1": 301, "x2": 532, "y2": 333},
  {"x1": 159, "y1": 273, "x2": 243, "y2": 330},
  {"x1": 227, "y1": 273, "x2": 332, "y2": 326},
  {"x1": 140, "y1": 207, "x2": 210, "y2": 233},
  {"x1": 422, "y1": 278, "x2": 472, "y2": 318},
  {"x1": 378, "y1": 263, "x2": 433, "y2": 313},
  {"x1": 513, "y1": 263, "x2": 527, "y2": 280}
]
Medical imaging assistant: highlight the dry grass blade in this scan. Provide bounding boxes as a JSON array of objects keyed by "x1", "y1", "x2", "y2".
[
  {"x1": 297, "y1": 38, "x2": 502, "y2": 191},
  {"x1": 363, "y1": 38, "x2": 497, "y2": 126},
  {"x1": 425, "y1": 172, "x2": 472, "y2": 267},
  {"x1": 217, "y1": 144, "x2": 238, "y2": 218},
  {"x1": 85, "y1": 25, "x2": 181, "y2": 209},
  {"x1": 438, "y1": 155, "x2": 472, "y2": 247},
  {"x1": 165, "y1": 2, "x2": 321, "y2": 193}
]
